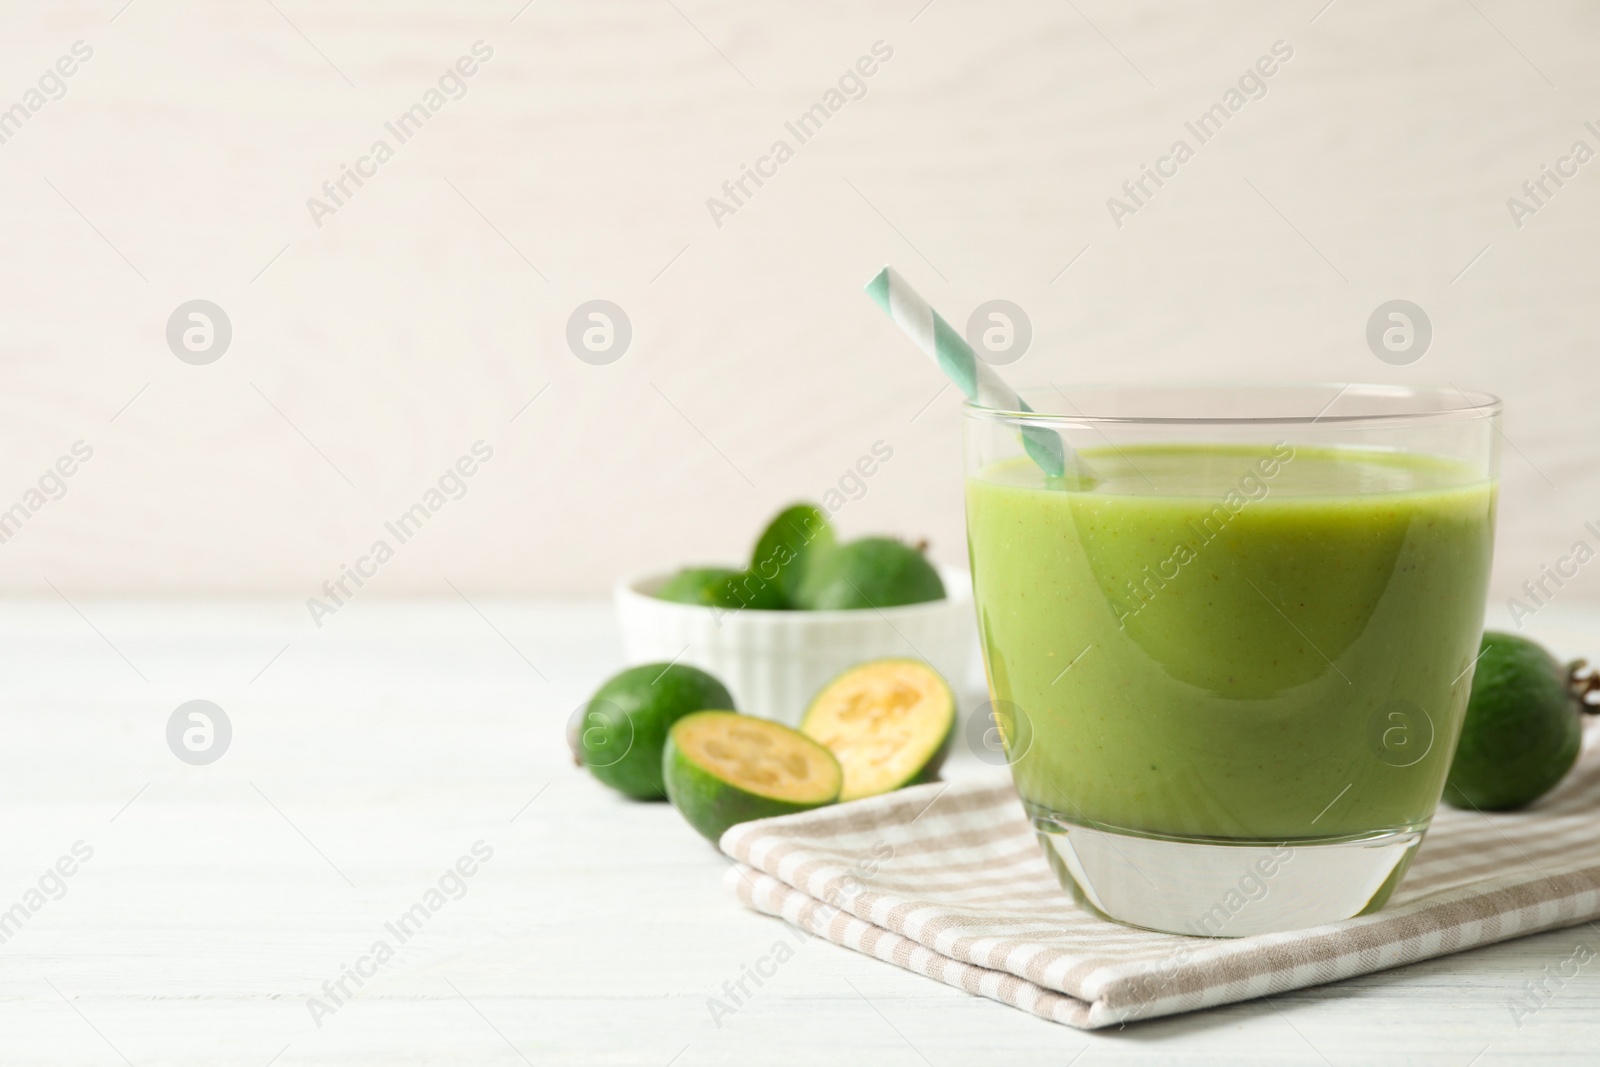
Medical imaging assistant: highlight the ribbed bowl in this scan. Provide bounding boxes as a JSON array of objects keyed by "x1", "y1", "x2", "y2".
[{"x1": 613, "y1": 568, "x2": 980, "y2": 726}]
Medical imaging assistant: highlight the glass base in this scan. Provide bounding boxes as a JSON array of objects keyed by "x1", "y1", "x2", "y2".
[{"x1": 1032, "y1": 808, "x2": 1424, "y2": 937}]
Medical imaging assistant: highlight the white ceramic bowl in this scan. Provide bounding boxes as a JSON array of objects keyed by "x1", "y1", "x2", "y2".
[{"x1": 613, "y1": 567, "x2": 981, "y2": 726}]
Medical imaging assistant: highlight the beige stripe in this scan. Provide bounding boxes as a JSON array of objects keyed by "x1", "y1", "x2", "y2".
[
  {"x1": 1415, "y1": 813, "x2": 1596, "y2": 867},
  {"x1": 733, "y1": 804, "x2": 1031, "y2": 879},
  {"x1": 1404, "y1": 820, "x2": 1600, "y2": 895},
  {"x1": 880, "y1": 885, "x2": 1075, "y2": 910},
  {"x1": 778, "y1": 835, "x2": 1045, "y2": 898},
  {"x1": 862, "y1": 861, "x2": 1058, "y2": 894},
  {"x1": 734, "y1": 782, "x2": 1019, "y2": 845},
  {"x1": 757, "y1": 847, "x2": 1049, "y2": 914},
  {"x1": 868, "y1": 836, "x2": 1046, "y2": 872},
  {"x1": 858, "y1": 921, "x2": 888, "y2": 958},
  {"x1": 805, "y1": 880, "x2": 1069, "y2": 917},
  {"x1": 830, "y1": 859, "x2": 1058, "y2": 899},
  {"x1": 855, "y1": 821, "x2": 1036, "y2": 861},
  {"x1": 1408, "y1": 849, "x2": 1574, "y2": 896}
]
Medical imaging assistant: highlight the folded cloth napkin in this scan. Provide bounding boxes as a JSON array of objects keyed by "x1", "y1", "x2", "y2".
[{"x1": 720, "y1": 738, "x2": 1600, "y2": 1029}]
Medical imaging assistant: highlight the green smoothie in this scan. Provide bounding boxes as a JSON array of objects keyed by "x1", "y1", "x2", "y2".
[{"x1": 966, "y1": 443, "x2": 1496, "y2": 841}]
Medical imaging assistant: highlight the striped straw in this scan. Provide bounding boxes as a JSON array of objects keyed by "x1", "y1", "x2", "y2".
[{"x1": 863, "y1": 266, "x2": 1085, "y2": 482}]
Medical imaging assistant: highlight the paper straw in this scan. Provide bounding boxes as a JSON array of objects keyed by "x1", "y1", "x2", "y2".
[{"x1": 863, "y1": 266, "x2": 1086, "y2": 482}]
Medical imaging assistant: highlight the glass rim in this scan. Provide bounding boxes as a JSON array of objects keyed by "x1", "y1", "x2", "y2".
[{"x1": 960, "y1": 382, "x2": 1501, "y2": 428}]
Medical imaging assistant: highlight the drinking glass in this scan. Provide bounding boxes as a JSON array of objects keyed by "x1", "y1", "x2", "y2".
[{"x1": 963, "y1": 384, "x2": 1500, "y2": 935}]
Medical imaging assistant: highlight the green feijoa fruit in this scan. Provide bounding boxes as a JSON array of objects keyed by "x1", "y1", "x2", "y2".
[
  {"x1": 663, "y1": 711, "x2": 842, "y2": 844},
  {"x1": 797, "y1": 537, "x2": 945, "y2": 610},
  {"x1": 655, "y1": 567, "x2": 784, "y2": 611},
  {"x1": 800, "y1": 658, "x2": 955, "y2": 801},
  {"x1": 751, "y1": 503, "x2": 835, "y2": 607},
  {"x1": 654, "y1": 567, "x2": 741, "y2": 606},
  {"x1": 577, "y1": 663, "x2": 734, "y2": 800},
  {"x1": 717, "y1": 569, "x2": 786, "y2": 611},
  {"x1": 1443, "y1": 631, "x2": 1591, "y2": 812}
]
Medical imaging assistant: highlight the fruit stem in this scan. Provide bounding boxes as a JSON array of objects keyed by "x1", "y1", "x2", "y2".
[{"x1": 1568, "y1": 659, "x2": 1600, "y2": 713}]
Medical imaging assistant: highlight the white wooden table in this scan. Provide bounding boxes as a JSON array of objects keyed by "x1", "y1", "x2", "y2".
[{"x1": 2, "y1": 599, "x2": 1596, "y2": 1066}]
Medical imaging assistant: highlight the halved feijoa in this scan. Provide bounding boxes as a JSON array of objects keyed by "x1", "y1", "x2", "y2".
[
  {"x1": 799, "y1": 659, "x2": 955, "y2": 801},
  {"x1": 663, "y1": 711, "x2": 842, "y2": 843}
]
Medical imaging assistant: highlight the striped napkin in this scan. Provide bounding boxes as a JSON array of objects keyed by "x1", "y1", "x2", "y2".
[{"x1": 720, "y1": 728, "x2": 1600, "y2": 1028}]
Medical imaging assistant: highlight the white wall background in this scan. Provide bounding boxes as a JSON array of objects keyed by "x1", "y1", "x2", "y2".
[{"x1": 0, "y1": 0, "x2": 1595, "y2": 611}]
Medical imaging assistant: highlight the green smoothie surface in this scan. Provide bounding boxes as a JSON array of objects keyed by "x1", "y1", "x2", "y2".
[{"x1": 967, "y1": 442, "x2": 1496, "y2": 841}]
